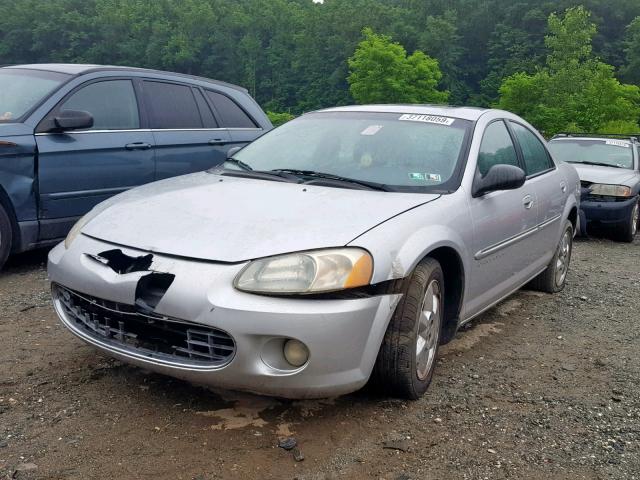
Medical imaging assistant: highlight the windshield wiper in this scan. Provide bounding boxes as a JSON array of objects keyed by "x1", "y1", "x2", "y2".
[
  {"x1": 271, "y1": 169, "x2": 390, "y2": 191},
  {"x1": 214, "y1": 161, "x2": 302, "y2": 183},
  {"x1": 566, "y1": 160, "x2": 625, "y2": 169},
  {"x1": 223, "y1": 157, "x2": 253, "y2": 171}
]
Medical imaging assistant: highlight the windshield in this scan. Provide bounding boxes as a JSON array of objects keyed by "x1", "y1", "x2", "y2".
[
  {"x1": 548, "y1": 139, "x2": 634, "y2": 169},
  {"x1": 0, "y1": 68, "x2": 70, "y2": 122},
  {"x1": 232, "y1": 111, "x2": 472, "y2": 191}
]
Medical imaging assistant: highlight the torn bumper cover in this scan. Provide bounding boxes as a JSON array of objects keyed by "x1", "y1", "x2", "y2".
[{"x1": 48, "y1": 235, "x2": 400, "y2": 399}]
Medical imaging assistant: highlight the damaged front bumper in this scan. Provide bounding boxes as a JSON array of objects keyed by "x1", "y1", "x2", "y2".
[{"x1": 48, "y1": 235, "x2": 400, "y2": 399}]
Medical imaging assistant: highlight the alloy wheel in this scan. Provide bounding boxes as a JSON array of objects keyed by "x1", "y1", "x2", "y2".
[
  {"x1": 555, "y1": 229, "x2": 572, "y2": 287},
  {"x1": 416, "y1": 279, "x2": 442, "y2": 381}
]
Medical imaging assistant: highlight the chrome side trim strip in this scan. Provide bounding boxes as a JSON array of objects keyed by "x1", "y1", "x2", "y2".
[
  {"x1": 35, "y1": 127, "x2": 262, "y2": 136},
  {"x1": 43, "y1": 186, "x2": 131, "y2": 199},
  {"x1": 474, "y1": 213, "x2": 562, "y2": 260}
]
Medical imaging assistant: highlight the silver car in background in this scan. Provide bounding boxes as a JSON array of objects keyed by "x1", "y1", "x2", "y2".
[{"x1": 48, "y1": 105, "x2": 580, "y2": 399}]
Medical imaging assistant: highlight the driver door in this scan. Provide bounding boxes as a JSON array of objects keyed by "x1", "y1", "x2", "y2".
[
  {"x1": 35, "y1": 78, "x2": 155, "y2": 240},
  {"x1": 466, "y1": 120, "x2": 538, "y2": 317}
]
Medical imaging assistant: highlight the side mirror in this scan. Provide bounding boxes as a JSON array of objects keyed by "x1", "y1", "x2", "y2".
[
  {"x1": 53, "y1": 110, "x2": 94, "y2": 131},
  {"x1": 472, "y1": 164, "x2": 526, "y2": 197},
  {"x1": 226, "y1": 146, "x2": 243, "y2": 159}
]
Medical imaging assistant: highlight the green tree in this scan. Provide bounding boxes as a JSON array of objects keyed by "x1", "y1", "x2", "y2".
[
  {"x1": 347, "y1": 27, "x2": 448, "y2": 104},
  {"x1": 498, "y1": 7, "x2": 640, "y2": 135},
  {"x1": 621, "y1": 17, "x2": 640, "y2": 85}
]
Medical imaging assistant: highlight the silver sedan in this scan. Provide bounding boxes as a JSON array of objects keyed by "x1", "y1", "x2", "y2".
[{"x1": 48, "y1": 105, "x2": 580, "y2": 399}]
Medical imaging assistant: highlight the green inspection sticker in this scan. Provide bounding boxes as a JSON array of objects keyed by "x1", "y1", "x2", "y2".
[{"x1": 408, "y1": 173, "x2": 425, "y2": 181}]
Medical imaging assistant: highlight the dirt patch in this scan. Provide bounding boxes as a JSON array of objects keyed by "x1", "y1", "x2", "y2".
[{"x1": 1, "y1": 237, "x2": 639, "y2": 479}]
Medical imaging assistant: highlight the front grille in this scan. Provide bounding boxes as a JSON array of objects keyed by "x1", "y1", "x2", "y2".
[{"x1": 53, "y1": 284, "x2": 235, "y2": 368}]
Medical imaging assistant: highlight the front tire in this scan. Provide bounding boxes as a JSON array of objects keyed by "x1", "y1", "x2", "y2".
[
  {"x1": 530, "y1": 220, "x2": 573, "y2": 293},
  {"x1": 372, "y1": 257, "x2": 444, "y2": 399},
  {"x1": 613, "y1": 199, "x2": 639, "y2": 243},
  {"x1": 0, "y1": 204, "x2": 12, "y2": 271}
]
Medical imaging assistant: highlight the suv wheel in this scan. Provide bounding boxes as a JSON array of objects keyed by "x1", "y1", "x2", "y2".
[
  {"x1": 372, "y1": 257, "x2": 444, "y2": 399},
  {"x1": 0, "y1": 204, "x2": 12, "y2": 270},
  {"x1": 530, "y1": 220, "x2": 573, "y2": 293},
  {"x1": 614, "y1": 199, "x2": 639, "y2": 243}
]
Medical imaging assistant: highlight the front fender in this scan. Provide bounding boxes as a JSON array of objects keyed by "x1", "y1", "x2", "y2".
[{"x1": 347, "y1": 193, "x2": 472, "y2": 285}]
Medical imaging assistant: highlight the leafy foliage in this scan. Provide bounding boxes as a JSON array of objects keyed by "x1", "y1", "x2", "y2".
[
  {"x1": 0, "y1": 0, "x2": 639, "y2": 127},
  {"x1": 266, "y1": 110, "x2": 295, "y2": 126},
  {"x1": 498, "y1": 7, "x2": 640, "y2": 135},
  {"x1": 347, "y1": 28, "x2": 448, "y2": 104}
]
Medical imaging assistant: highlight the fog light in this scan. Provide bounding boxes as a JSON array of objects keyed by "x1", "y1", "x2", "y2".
[{"x1": 283, "y1": 339, "x2": 309, "y2": 367}]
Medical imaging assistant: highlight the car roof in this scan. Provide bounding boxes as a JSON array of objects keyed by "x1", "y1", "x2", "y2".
[
  {"x1": 2, "y1": 63, "x2": 246, "y2": 92},
  {"x1": 317, "y1": 104, "x2": 490, "y2": 121},
  {"x1": 550, "y1": 134, "x2": 639, "y2": 143}
]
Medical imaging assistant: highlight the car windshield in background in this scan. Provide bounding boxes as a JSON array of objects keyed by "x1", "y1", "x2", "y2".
[
  {"x1": 0, "y1": 69, "x2": 70, "y2": 122},
  {"x1": 232, "y1": 111, "x2": 472, "y2": 191},
  {"x1": 548, "y1": 139, "x2": 634, "y2": 169}
]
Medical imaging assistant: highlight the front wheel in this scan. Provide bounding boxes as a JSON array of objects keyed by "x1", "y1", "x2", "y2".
[
  {"x1": 613, "y1": 199, "x2": 639, "y2": 243},
  {"x1": 530, "y1": 220, "x2": 573, "y2": 293},
  {"x1": 372, "y1": 257, "x2": 444, "y2": 399}
]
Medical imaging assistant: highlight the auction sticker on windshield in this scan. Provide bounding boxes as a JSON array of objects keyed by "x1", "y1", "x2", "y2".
[
  {"x1": 399, "y1": 114, "x2": 455, "y2": 126},
  {"x1": 605, "y1": 139, "x2": 630, "y2": 148}
]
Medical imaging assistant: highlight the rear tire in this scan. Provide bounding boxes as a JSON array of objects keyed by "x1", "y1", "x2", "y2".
[
  {"x1": 613, "y1": 199, "x2": 638, "y2": 243},
  {"x1": 0, "y1": 204, "x2": 12, "y2": 271},
  {"x1": 530, "y1": 220, "x2": 573, "y2": 293},
  {"x1": 372, "y1": 257, "x2": 444, "y2": 400}
]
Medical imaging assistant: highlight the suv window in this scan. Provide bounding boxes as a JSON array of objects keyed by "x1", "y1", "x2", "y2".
[
  {"x1": 205, "y1": 90, "x2": 257, "y2": 128},
  {"x1": 478, "y1": 121, "x2": 520, "y2": 176},
  {"x1": 511, "y1": 122, "x2": 553, "y2": 175},
  {"x1": 143, "y1": 81, "x2": 203, "y2": 129},
  {"x1": 193, "y1": 88, "x2": 218, "y2": 128},
  {"x1": 60, "y1": 80, "x2": 139, "y2": 130}
]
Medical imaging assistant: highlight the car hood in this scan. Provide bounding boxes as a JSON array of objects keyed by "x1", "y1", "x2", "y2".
[
  {"x1": 572, "y1": 163, "x2": 638, "y2": 187},
  {"x1": 82, "y1": 172, "x2": 439, "y2": 262}
]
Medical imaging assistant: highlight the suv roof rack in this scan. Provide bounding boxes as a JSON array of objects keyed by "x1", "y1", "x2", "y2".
[{"x1": 552, "y1": 132, "x2": 640, "y2": 142}]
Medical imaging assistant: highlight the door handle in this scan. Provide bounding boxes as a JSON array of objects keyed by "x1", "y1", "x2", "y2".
[
  {"x1": 208, "y1": 139, "x2": 230, "y2": 146},
  {"x1": 560, "y1": 181, "x2": 567, "y2": 193},
  {"x1": 522, "y1": 195, "x2": 534, "y2": 209},
  {"x1": 125, "y1": 142, "x2": 152, "y2": 150}
]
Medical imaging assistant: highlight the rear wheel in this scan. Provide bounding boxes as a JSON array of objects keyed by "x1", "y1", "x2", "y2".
[
  {"x1": 372, "y1": 257, "x2": 443, "y2": 399},
  {"x1": 530, "y1": 220, "x2": 573, "y2": 293},
  {"x1": 613, "y1": 199, "x2": 639, "y2": 243},
  {"x1": 0, "y1": 204, "x2": 12, "y2": 271}
]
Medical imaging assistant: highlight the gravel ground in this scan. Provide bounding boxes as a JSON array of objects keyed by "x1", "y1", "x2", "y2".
[{"x1": 0, "y1": 235, "x2": 638, "y2": 480}]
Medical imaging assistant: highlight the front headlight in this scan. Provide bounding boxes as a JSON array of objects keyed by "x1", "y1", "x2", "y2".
[
  {"x1": 64, "y1": 214, "x2": 92, "y2": 249},
  {"x1": 589, "y1": 184, "x2": 632, "y2": 197},
  {"x1": 234, "y1": 248, "x2": 373, "y2": 294},
  {"x1": 64, "y1": 202, "x2": 112, "y2": 249}
]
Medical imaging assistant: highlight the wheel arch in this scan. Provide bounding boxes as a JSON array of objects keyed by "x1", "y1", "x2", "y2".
[
  {"x1": 568, "y1": 205, "x2": 578, "y2": 231},
  {"x1": 425, "y1": 246, "x2": 465, "y2": 344},
  {"x1": 0, "y1": 185, "x2": 20, "y2": 252}
]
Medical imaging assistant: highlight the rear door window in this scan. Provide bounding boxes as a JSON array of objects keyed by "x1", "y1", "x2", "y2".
[
  {"x1": 143, "y1": 81, "x2": 203, "y2": 129},
  {"x1": 510, "y1": 122, "x2": 554, "y2": 175},
  {"x1": 205, "y1": 90, "x2": 257, "y2": 128},
  {"x1": 60, "y1": 79, "x2": 139, "y2": 130},
  {"x1": 193, "y1": 89, "x2": 218, "y2": 128},
  {"x1": 477, "y1": 120, "x2": 520, "y2": 176}
]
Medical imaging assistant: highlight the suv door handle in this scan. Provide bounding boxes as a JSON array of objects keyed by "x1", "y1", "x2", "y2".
[
  {"x1": 522, "y1": 195, "x2": 534, "y2": 209},
  {"x1": 209, "y1": 139, "x2": 230, "y2": 146},
  {"x1": 125, "y1": 142, "x2": 152, "y2": 150}
]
